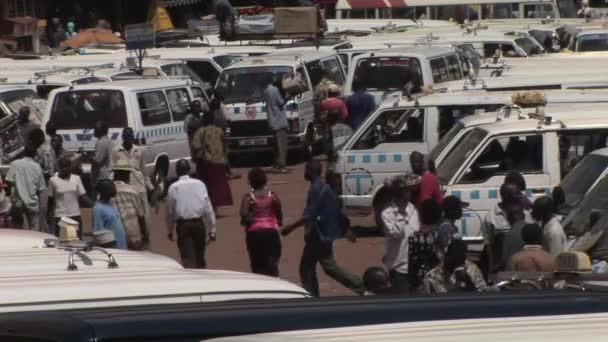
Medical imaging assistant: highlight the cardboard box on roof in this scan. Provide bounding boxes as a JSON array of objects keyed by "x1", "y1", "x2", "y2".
[{"x1": 274, "y1": 7, "x2": 318, "y2": 34}]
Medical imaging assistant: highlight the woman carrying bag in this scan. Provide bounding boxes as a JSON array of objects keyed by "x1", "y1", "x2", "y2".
[{"x1": 240, "y1": 168, "x2": 283, "y2": 277}]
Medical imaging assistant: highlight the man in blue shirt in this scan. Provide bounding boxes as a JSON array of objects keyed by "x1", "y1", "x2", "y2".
[
  {"x1": 93, "y1": 179, "x2": 128, "y2": 249},
  {"x1": 282, "y1": 160, "x2": 363, "y2": 296},
  {"x1": 346, "y1": 80, "x2": 376, "y2": 130}
]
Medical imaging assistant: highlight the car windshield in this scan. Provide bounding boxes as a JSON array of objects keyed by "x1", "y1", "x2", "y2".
[
  {"x1": 49, "y1": 90, "x2": 127, "y2": 130},
  {"x1": 217, "y1": 66, "x2": 293, "y2": 104},
  {"x1": 560, "y1": 154, "x2": 608, "y2": 210},
  {"x1": 577, "y1": 33, "x2": 608, "y2": 52},
  {"x1": 428, "y1": 122, "x2": 464, "y2": 164},
  {"x1": 515, "y1": 37, "x2": 542, "y2": 56},
  {"x1": 353, "y1": 57, "x2": 422, "y2": 91},
  {"x1": 160, "y1": 63, "x2": 205, "y2": 84},
  {"x1": 436, "y1": 127, "x2": 488, "y2": 184},
  {"x1": 213, "y1": 55, "x2": 240, "y2": 68},
  {"x1": 564, "y1": 176, "x2": 608, "y2": 236},
  {"x1": 0, "y1": 89, "x2": 42, "y2": 120}
]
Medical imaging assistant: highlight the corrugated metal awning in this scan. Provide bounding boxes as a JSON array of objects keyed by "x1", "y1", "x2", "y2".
[
  {"x1": 163, "y1": 0, "x2": 202, "y2": 8},
  {"x1": 335, "y1": 0, "x2": 407, "y2": 10}
]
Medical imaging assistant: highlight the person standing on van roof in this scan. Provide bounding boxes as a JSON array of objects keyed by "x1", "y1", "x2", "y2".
[
  {"x1": 214, "y1": 0, "x2": 236, "y2": 39},
  {"x1": 167, "y1": 159, "x2": 217, "y2": 269},
  {"x1": 320, "y1": 84, "x2": 348, "y2": 127},
  {"x1": 111, "y1": 163, "x2": 148, "y2": 250},
  {"x1": 191, "y1": 111, "x2": 233, "y2": 210},
  {"x1": 91, "y1": 121, "x2": 114, "y2": 198},
  {"x1": 240, "y1": 168, "x2": 283, "y2": 277},
  {"x1": 346, "y1": 81, "x2": 375, "y2": 130},
  {"x1": 281, "y1": 160, "x2": 364, "y2": 296},
  {"x1": 505, "y1": 223, "x2": 555, "y2": 272},
  {"x1": 5, "y1": 143, "x2": 45, "y2": 230},
  {"x1": 410, "y1": 151, "x2": 443, "y2": 208},
  {"x1": 48, "y1": 155, "x2": 92, "y2": 237},
  {"x1": 264, "y1": 76, "x2": 290, "y2": 173},
  {"x1": 531, "y1": 196, "x2": 567, "y2": 256},
  {"x1": 381, "y1": 175, "x2": 420, "y2": 293},
  {"x1": 93, "y1": 179, "x2": 127, "y2": 249},
  {"x1": 17, "y1": 107, "x2": 37, "y2": 147}
]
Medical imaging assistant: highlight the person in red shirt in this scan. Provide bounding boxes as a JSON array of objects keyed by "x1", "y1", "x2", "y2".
[
  {"x1": 320, "y1": 83, "x2": 348, "y2": 127},
  {"x1": 410, "y1": 151, "x2": 443, "y2": 208}
]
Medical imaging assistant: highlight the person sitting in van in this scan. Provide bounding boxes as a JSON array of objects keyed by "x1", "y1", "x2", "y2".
[
  {"x1": 531, "y1": 196, "x2": 567, "y2": 256},
  {"x1": 381, "y1": 175, "x2": 420, "y2": 294},
  {"x1": 362, "y1": 266, "x2": 393, "y2": 295},
  {"x1": 346, "y1": 80, "x2": 375, "y2": 130},
  {"x1": 505, "y1": 223, "x2": 555, "y2": 272},
  {"x1": 424, "y1": 239, "x2": 487, "y2": 294},
  {"x1": 93, "y1": 179, "x2": 127, "y2": 250},
  {"x1": 410, "y1": 151, "x2": 443, "y2": 209},
  {"x1": 320, "y1": 84, "x2": 348, "y2": 129}
]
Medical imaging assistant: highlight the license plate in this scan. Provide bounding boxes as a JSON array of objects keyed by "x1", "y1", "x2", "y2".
[{"x1": 239, "y1": 138, "x2": 268, "y2": 146}]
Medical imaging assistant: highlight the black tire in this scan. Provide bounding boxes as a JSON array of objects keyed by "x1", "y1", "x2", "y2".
[{"x1": 373, "y1": 190, "x2": 390, "y2": 235}]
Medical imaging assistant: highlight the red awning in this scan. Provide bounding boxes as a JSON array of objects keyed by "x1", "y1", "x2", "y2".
[
  {"x1": 387, "y1": 0, "x2": 407, "y2": 8},
  {"x1": 347, "y1": 0, "x2": 386, "y2": 9}
]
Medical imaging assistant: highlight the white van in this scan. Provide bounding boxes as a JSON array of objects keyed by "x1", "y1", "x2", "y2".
[
  {"x1": 42, "y1": 79, "x2": 198, "y2": 183},
  {"x1": 432, "y1": 108, "x2": 608, "y2": 248},
  {"x1": 208, "y1": 313, "x2": 608, "y2": 342},
  {"x1": 0, "y1": 267, "x2": 309, "y2": 313},
  {"x1": 343, "y1": 46, "x2": 466, "y2": 104},
  {"x1": 334, "y1": 90, "x2": 608, "y2": 225},
  {"x1": 216, "y1": 50, "x2": 346, "y2": 155}
]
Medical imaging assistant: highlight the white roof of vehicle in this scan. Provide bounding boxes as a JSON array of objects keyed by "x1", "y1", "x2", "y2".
[
  {"x1": 0, "y1": 229, "x2": 56, "y2": 250},
  {"x1": 388, "y1": 89, "x2": 608, "y2": 107},
  {"x1": 590, "y1": 147, "x2": 608, "y2": 157},
  {"x1": 208, "y1": 313, "x2": 608, "y2": 342},
  {"x1": 0, "y1": 85, "x2": 37, "y2": 94},
  {"x1": 464, "y1": 107, "x2": 608, "y2": 135},
  {"x1": 0, "y1": 268, "x2": 308, "y2": 312},
  {"x1": 357, "y1": 45, "x2": 457, "y2": 58},
  {"x1": 49, "y1": 79, "x2": 192, "y2": 93},
  {"x1": 225, "y1": 50, "x2": 339, "y2": 69}
]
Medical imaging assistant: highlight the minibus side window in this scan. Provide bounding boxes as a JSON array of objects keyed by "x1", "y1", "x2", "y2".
[
  {"x1": 137, "y1": 91, "x2": 171, "y2": 126},
  {"x1": 166, "y1": 88, "x2": 191, "y2": 122},
  {"x1": 445, "y1": 55, "x2": 463, "y2": 81},
  {"x1": 352, "y1": 108, "x2": 423, "y2": 150},
  {"x1": 458, "y1": 134, "x2": 543, "y2": 184},
  {"x1": 430, "y1": 58, "x2": 449, "y2": 83},
  {"x1": 558, "y1": 130, "x2": 608, "y2": 178},
  {"x1": 437, "y1": 105, "x2": 502, "y2": 139},
  {"x1": 322, "y1": 57, "x2": 346, "y2": 86}
]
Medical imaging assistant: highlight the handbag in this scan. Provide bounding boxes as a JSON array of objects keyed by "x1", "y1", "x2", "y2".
[{"x1": 241, "y1": 192, "x2": 255, "y2": 228}]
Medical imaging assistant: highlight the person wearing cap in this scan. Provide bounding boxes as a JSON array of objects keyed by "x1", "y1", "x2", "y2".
[
  {"x1": 111, "y1": 127, "x2": 152, "y2": 233},
  {"x1": 410, "y1": 151, "x2": 443, "y2": 209},
  {"x1": 93, "y1": 179, "x2": 127, "y2": 250},
  {"x1": 167, "y1": 159, "x2": 217, "y2": 269},
  {"x1": 437, "y1": 196, "x2": 468, "y2": 256},
  {"x1": 380, "y1": 174, "x2": 420, "y2": 293},
  {"x1": 48, "y1": 155, "x2": 93, "y2": 237},
  {"x1": 111, "y1": 162, "x2": 148, "y2": 250},
  {"x1": 320, "y1": 84, "x2": 348, "y2": 129}
]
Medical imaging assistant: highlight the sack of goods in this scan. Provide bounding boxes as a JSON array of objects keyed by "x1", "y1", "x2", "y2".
[
  {"x1": 282, "y1": 73, "x2": 306, "y2": 96},
  {"x1": 511, "y1": 91, "x2": 547, "y2": 108},
  {"x1": 236, "y1": 13, "x2": 275, "y2": 34}
]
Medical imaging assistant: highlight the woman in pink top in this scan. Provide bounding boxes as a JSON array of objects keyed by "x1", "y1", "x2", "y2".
[{"x1": 240, "y1": 168, "x2": 283, "y2": 276}]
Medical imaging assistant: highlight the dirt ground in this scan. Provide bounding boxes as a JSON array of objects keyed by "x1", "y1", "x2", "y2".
[{"x1": 123, "y1": 159, "x2": 384, "y2": 297}]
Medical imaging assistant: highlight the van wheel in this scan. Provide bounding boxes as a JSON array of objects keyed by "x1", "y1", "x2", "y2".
[{"x1": 373, "y1": 191, "x2": 390, "y2": 235}]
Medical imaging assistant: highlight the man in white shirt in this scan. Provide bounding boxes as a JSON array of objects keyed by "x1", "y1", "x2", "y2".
[
  {"x1": 532, "y1": 196, "x2": 567, "y2": 256},
  {"x1": 166, "y1": 159, "x2": 216, "y2": 268},
  {"x1": 381, "y1": 174, "x2": 420, "y2": 293}
]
